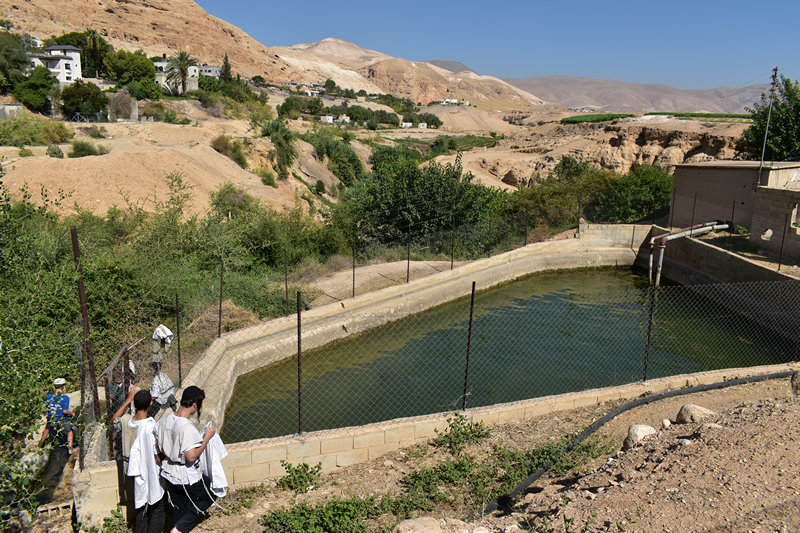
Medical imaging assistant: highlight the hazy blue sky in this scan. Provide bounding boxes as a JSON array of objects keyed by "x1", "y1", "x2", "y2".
[{"x1": 195, "y1": 0, "x2": 797, "y2": 90}]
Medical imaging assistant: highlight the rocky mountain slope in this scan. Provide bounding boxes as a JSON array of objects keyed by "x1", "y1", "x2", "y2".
[
  {"x1": 505, "y1": 75, "x2": 768, "y2": 113},
  {"x1": 0, "y1": 1, "x2": 543, "y2": 110}
]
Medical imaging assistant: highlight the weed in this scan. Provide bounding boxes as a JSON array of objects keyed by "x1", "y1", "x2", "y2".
[
  {"x1": 277, "y1": 460, "x2": 322, "y2": 493},
  {"x1": 223, "y1": 484, "x2": 268, "y2": 514},
  {"x1": 432, "y1": 413, "x2": 491, "y2": 455},
  {"x1": 46, "y1": 143, "x2": 64, "y2": 158},
  {"x1": 68, "y1": 140, "x2": 109, "y2": 158},
  {"x1": 17, "y1": 147, "x2": 33, "y2": 157},
  {"x1": 256, "y1": 167, "x2": 277, "y2": 187}
]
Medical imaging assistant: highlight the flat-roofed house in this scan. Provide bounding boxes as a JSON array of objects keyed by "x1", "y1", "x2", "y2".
[{"x1": 29, "y1": 45, "x2": 82, "y2": 84}]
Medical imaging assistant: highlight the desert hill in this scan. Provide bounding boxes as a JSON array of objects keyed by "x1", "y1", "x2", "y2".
[
  {"x1": 505, "y1": 75, "x2": 768, "y2": 114},
  {"x1": 424, "y1": 60, "x2": 475, "y2": 74},
  {"x1": 0, "y1": 1, "x2": 543, "y2": 110}
]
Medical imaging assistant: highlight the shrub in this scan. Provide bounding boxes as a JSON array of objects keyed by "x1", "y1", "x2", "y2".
[
  {"x1": 314, "y1": 180, "x2": 325, "y2": 195},
  {"x1": 140, "y1": 101, "x2": 165, "y2": 119},
  {"x1": 211, "y1": 134, "x2": 232, "y2": 154},
  {"x1": 17, "y1": 147, "x2": 33, "y2": 157},
  {"x1": 87, "y1": 126, "x2": 104, "y2": 139},
  {"x1": 0, "y1": 114, "x2": 73, "y2": 146},
  {"x1": 60, "y1": 80, "x2": 108, "y2": 118},
  {"x1": 125, "y1": 78, "x2": 162, "y2": 100},
  {"x1": 108, "y1": 89, "x2": 136, "y2": 120},
  {"x1": 211, "y1": 135, "x2": 246, "y2": 168},
  {"x1": 230, "y1": 140, "x2": 247, "y2": 168},
  {"x1": 277, "y1": 461, "x2": 322, "y2": 494},
  {"x1": 256, "y1": 167, "x2": 277, "y2": 187},
  {"x1": 560, "y1": 113, "x2": 635, "y2": 124},
  {"x1": 432, "y1": 413, "x2": 491, "y2": 455},
  {"x1": 46, "y1": 143, "x2": 64, "y2": 158},
  {"x1": 68, "y1": 140, "x2": 108, "y2": 157}
]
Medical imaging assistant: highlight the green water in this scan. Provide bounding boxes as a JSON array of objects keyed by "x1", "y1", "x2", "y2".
[{"x1": 222, "y1": 268, "x2": 794, "y2": 443}]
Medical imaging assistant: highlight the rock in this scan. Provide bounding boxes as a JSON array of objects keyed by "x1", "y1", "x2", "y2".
[
  {"x1": 677, "y1": 438, "x2": 692, "y2": 446},
  {"x1": 503, "y1": 526, "x2": 523, "y2": 533},
  {"x1": 501, "y1": 169, "x2": 518, "y2": 186},
  {"x1": 473, "y1": 528, "x2": 490, "y2": 533},
  {"x1": 623, "y1": 424, "x2": 657, "y2": 450},
  {"x1": 694, "y1": 422, "x2": 724, "y2": 439},
  {"x1": 392, "y1": 517, "x2": 442, "y2": 533},
  {"x1": 662, "y1": 419, "x2": 671, "y2": 429},
  {"x1": 676, "y1": 404, "x2": 716, "y2": 424}
]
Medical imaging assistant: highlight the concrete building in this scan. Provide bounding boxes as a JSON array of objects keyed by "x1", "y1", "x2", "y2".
[
  {"x1": 153, "y1": 55, "x2": 199, "y2": 93},
  {"x1": 670, "y1": 160, "x2": 800, "y2": 262},
  {"x1": 28, "y1": 45, "x2": 82, "y2": 84},
  {"x1": 200, "y1": 64, "x2": 221, "y2": 79}
]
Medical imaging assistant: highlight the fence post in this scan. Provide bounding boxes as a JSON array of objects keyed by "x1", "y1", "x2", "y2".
[
  {"x1": 284, "y1": 247, "x2": 289, "y2": 316},
  {"x1": 175, "y1": 294, "x2": 181, "y2": 387},
  {"x1": 778, "y1": 213, "x2": 789, "y2": 271},
  {"x1": 406, "y1": 228, "x2": 411, "y2": 283},
  {"x1": 728, "y1": 200, "x2": 736, "y2": 251},
  {"x1": 462, "y1": 282, "x2": 477, "y2": 411},
  {"x1": 104, "y1": 376, "x2": 113, "y2": 458},
  {"x1": 352, "y1": 235, "x2": 356, "y2": 299},
  {"x1": 218, "y1": 261, "x2": 224, "y2": 338},
  {"x1": 450, "y1": 216, "x2": 455, "y2": 270},
  {"x1": 524, "y1": 210, "x2": 529, "y2": 246},
  {"x1": 668, "y1": 187, "x2": 676, "y2": 229},
  {"x1": 689, "y1": 192, "x2": 697, "y2": 237},
  {"x1": 642, "y1": 287, "x2": 657, "y2": 381},
  {"x1": 70, "y1": 226, "x2": 101, "y2": 421},
  {"x1": 296, "y1": 291, "x2": 303, "y2": 435},
  {"x1": 123, "y1": 347, "x2": 130, "y2": 392}
]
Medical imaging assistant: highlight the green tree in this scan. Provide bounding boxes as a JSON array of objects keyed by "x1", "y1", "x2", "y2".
[
  {"x1": 0, "y1": 31, "x2": 29, "y2": 90},
  {"x1": 13, "y1": 66, "x2": 57, "y2": 114},
  {"x1": 741, "y1": 75, "x2": 800, "y2": 161},
  {"x1": 594, "y1": 165, "x2": 673, "y2": 223},
  {"x1": 220, "y1": 52, "x2": 232, "y2": 82},
  {"x1": 261, "y1": 120, "x2": 297, "y2": 180},
  {"x1": 61, "y1": 80, "x2": 109, "y2": 117},
  {"x1": 103, "y1": 49, "x2": 155, "y2": 84},
  {"x1": 417, "y1": 112, "x2": 443, "y2": 128},
  {"x1": 251, "y1": 75, "x2": 265, "y2": 86},
  {"x1": 324, "y1": 78, "x2": 338, "y2": 94},
  {"x1": 166, "y1": 51, "x2": 199, "y2": 96}
]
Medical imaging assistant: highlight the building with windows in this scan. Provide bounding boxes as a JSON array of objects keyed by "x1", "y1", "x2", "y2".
[
  {"x1": 200, "y1": 64, "x2": 221, "y2": 79},
  {"x1": 28, "y1": 45, "x2": 82, "y2": 84}
]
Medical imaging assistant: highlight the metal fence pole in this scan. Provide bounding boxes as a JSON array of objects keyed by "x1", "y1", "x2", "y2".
[
  {"x1": 728, "y1": 200, "x2": 736, "y2": 251},
  {"x1": 104, "y1": 376, "x2": 113, "y2": 458},
  {"x1": 668, "y1": 186, "x2": 676, "y2": 229},
  {"x1": 778, "y1": 213, "x2": 789, "y2": 271},
  {"x1": 450, "y1": 217, "x2": 455, "y2": 270},
  {"x1": 689, "y1": 192, "x2": 697, "y2": 237},
  {"x1": 462, "y1": 281, "x2": 477, "y2": 411},
  {"x1": 642, "y1": 287, "x2": 657, "y2": 381},
  {"x1": 123, "y1": 347, "x2": 130, "y2": 392},
  {"x1": 284, "y1": 247, "x2": 289, "y2": 316},
  {"x1": 218, "y1": 261, "x2": 224, "y2": 338},
  {"x1": 70, "y1": 226, "x2": 101, "y2": 421},
  {"x1": 406, "y1": 229, "x2": 411, "y2": 283},
  {"x1": 352, "y1": 236, "x2": 356, "y2": 299},
  {"x1": 296, "y1": 291, "x2": 303, "y2": 435},
  {"x1": 524, "y1": 210, "x2": 529, "y2": 246},
  {"x1": 175, "y1": 293, "x2": 181, "y2": 387}
]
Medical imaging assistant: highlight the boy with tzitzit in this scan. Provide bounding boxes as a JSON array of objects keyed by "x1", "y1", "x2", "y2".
[{"x1": 112, "y1": 386, "x2": 165, "y2": 533}]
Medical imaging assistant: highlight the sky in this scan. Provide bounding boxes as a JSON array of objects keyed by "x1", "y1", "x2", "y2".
[{"x1": 194, "y1": 0, "x2": 798, "y2": 90}]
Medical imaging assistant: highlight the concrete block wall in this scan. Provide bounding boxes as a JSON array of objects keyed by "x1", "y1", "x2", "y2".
[{"x1": 750, "y1": 186, "x2": 800, "y2": 261}]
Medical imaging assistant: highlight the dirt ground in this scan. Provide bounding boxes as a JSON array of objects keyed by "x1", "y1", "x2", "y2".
[{"x1": 185, "y1": 376, "x2": 800, "y2": 533}]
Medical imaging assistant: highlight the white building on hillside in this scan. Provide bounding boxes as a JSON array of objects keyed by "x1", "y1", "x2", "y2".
[
  {"x1": 153, "y1": 54, "x2": 199, "y2": 93},
  {"x1": 200, "y1": 64, "x2": 221, "y2": 79},
  {"x1": 28, "y1": 45, "x2": 82, "y2": 84}
]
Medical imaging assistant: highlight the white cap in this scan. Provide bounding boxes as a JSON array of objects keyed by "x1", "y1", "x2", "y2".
[{"x1": 53, "y1": 378, "x2": 66, "y2": 386}]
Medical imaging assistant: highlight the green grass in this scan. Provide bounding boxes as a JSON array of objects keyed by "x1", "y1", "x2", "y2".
[
  {"x1": 560, "y1": 113, "x2": 635, "y2": 124},
  {"x1": 388, "y1": 135, "x2": 497, "y2": 159},
  {"x1": 645, "y1": 111, "x2": 750, "y2": 119}
]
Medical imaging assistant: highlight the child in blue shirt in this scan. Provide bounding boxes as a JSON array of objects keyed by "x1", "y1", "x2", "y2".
[{"x1": 40, "y1": 378, "x2": 76, "y2": 454}]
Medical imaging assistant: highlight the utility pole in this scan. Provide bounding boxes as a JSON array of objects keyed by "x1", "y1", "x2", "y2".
[{"x1": 758, "y1": 66, "x2": 779, "y2": 186}]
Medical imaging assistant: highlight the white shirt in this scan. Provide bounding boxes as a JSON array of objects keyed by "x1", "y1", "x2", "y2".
[
  {"x1": 150, "y1": 372, "x2": 175, "y2": 405},
  {"x1": 155, "y1": 413, "x2": 202, "y2": 485},
  {"x1": 126, "y1": 417, "x2": 164, "y2": 508}
]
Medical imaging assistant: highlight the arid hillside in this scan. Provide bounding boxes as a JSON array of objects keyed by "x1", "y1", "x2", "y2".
[
  {"x1": 506, "y1": 75, "x2": 768, "y2": 114},
  {"x1": 0, "y1": 1, "x2": 544, "y2": 110}
]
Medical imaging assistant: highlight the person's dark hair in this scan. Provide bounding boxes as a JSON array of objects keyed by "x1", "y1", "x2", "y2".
[
  {"x1": 180, "y1": 385, "x2": 205, "y2": 409},
  {"x1": 133, "y1": 390, "x2": 152, "y2": 411},
  {"x1": 149, "y1": 362, "x2": 161, "y2": 373}
]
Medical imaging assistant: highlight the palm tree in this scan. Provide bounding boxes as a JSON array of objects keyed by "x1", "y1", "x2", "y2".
[{"x1": 166, "y1": 51, "x2": 198, "y2": 96}]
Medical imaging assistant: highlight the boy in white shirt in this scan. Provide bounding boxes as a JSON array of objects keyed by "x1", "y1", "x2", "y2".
[{"x1": 155, "y1": 386, "x2": 216, "y2": 533}]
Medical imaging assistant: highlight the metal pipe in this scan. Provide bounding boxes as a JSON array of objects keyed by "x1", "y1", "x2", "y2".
[
  {"x1": 284, "y1": 247, "x2": 289, "y2": 316},
  {"x1": 218, "y1": 261, "x2": 224, "y2": 338},
  {"x1": 352, "y1": 236, "x2": 356, "y2": 298},
  {"x1": 778, "y1": 213, "x2": 789, "y2": 271},
  {"x1": 728, "y1": 200, "x2": 736, "y2": 251},
  {"x1": 450, "y1": 216, "x2": 455, "y2": 270},
  {"x1": 406, "y1": 229, "x2": 411, "y2": 283},
  {"x1": 462, "y1": 282, "x2": 476, "y2": 411},
  {"x1": 175, "y1": 294, "x2": 181, "y2": 387},
  {"x1": 689, "y1": 193, "x2": 697, "y2": 237},
  {"x1": 655, "y1": 243, "x2": 666, "y2": 287},
  {"x1": 648, "y1": 242, "x2": 654, "y2": 285},
  {"x1": 642, "y1": 287, "x2": 657, "y2": 381}
]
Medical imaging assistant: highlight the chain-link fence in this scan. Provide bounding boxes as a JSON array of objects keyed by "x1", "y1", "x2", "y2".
[{"x1": 214, "y1": 274, "x2": 799, "y2": 445}]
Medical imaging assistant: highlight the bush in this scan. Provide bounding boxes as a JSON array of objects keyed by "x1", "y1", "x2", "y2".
[
  {"x1": 211, "y1": 134, "x2": 232, "y2": 154},
  {"x1": 61, "y1": 80, "x2": 109, "y2": 118},
  {"x1": 314, "y1": 180, "x2": 325, "y2": 195},
  {"x1": 560, "y1": 113, "x2": 635, "y2": 124},
  {"x1": 17, "y1": 147, "x2": 33, "y2": 157},
  {"x1": 277, "y1": 461, "x2": 322, "y2": 494},
  {"x1": 108, "y1": 89, "x2": 136, "y2": 120},
  {"x1": 46, "y1": 143, "x2": 64, "y2": 158},
  {"x1": 256, "y1": 167, "x2": 277, "y2": 187},
  {"x1": 0, "y1": 114, "x2": 73, "y2": 146},
  {"x1": 68, "y1": 140, "x2": 109, "y2": 157},
  {"x1": 231, "y1": 140, "x2": 247, "y2": 169},
  {"x1": 87, "y1": 126, "x2": 104, "y2": 139},
  {"x1": 125, "y1": 78, "x2": 162, "y2": 100}
]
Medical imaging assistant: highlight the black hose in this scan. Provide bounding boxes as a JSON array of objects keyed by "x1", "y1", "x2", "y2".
[{"x1": 470, "y1": 370, "x2": 794, "y2": 520}]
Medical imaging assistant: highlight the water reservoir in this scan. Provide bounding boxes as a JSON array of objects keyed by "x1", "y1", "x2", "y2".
[{"x1": 222, "y1": 268, "x2": 794, "y2": 443}]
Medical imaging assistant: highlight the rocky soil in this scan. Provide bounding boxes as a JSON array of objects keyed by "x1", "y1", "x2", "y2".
[{"x1": 189, "y1": 377, "x2": 799, "y2": 533}]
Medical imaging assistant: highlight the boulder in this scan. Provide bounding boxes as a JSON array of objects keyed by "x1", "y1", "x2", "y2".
[
  {"x1": 676, "y1": 404, "x2": 716, "y2": 424},
  {"x1": 392, "y1": 517, "x2": 442, "y2": 533},
  {"x1": 623, "y1": 424, "x2": 656, "y2": 450}
]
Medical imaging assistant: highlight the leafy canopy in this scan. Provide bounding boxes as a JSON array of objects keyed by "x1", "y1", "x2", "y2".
[{"x1": 741, "y1": 74, "x2": 800, "y2": 161}]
